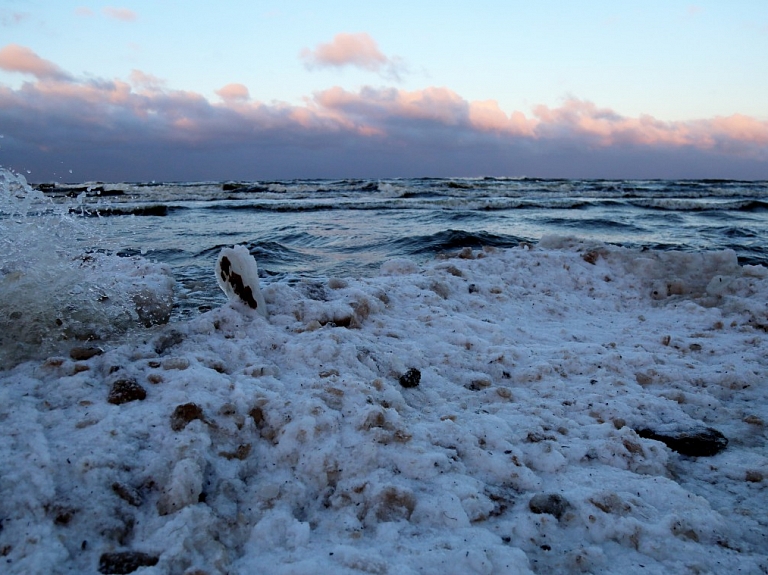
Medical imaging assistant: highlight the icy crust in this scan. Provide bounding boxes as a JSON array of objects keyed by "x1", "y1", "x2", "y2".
[{"x1": 0, "y1": 242, "x2": 767, "y2": 574}]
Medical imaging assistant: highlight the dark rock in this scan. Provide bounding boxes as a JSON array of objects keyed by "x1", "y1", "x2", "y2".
[
  {"x1": 98, "y1": 551, "x2": 158, "y2": 574},
  {"x1": 69, "y1": 346, "x2": 103, "y2": 361},
  {"x1": 154, "y1": 330, "x2": 184, "y2": 355},
  {"x1": 170, "y1": 403, "x2": 204, "y2": 431},
  {"x1": 108, "y1": 379, "x2": 147, "y2": 405},
  {"x1": 399, "y1": 368, "x2": 421, "y2": 388},
  {"x1": 636, "y1": 426, "x2": 728, "y2": 457},
  {"x1": 529, "y1": 493, "x2": 571, "y2": 520}
]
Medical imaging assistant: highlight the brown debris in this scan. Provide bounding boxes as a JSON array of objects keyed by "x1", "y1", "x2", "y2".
[
  {"x1": 107, "y1": 379, "x2": 147, "y2": 405},
  {"x1": 170, "y1": 403, "x2": 205, "y2": 431}
]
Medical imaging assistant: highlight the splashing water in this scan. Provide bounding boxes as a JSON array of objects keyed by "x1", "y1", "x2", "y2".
[{"x1": 0, "y1": 169, "x2": 175, "y2": 368}]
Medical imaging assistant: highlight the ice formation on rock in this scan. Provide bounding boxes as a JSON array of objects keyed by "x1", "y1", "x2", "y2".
[{"x1": 215, "y1": 245, "x2": 268, "y2": 317}]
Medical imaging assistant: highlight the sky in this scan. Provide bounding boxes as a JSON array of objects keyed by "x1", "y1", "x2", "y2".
[{"x1": 1, "y1": 0, "x2": 767, "y2": 181}]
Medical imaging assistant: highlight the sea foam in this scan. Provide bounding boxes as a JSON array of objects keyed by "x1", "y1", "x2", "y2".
[{"x1": 0, "y1": 169, "x2": 174, "y2": 368}]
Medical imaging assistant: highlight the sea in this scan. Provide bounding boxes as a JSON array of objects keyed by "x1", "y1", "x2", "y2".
[{"x1": 32, "y1": 177, "x2": 768, "y2": 320}]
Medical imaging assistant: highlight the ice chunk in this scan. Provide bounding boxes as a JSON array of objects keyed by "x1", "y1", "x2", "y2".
[{"x1": 215, "y1": 245, "x2": 267, "y2": 317}]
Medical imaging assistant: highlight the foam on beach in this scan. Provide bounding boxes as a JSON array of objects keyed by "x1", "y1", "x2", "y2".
[{"x1": 0, "y1": 231, "x2": 766, "y2": 573}]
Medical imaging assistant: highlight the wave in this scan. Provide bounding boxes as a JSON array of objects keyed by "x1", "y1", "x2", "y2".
[
  {"x1": 71, "y1": 204, "x2": 185, "y2": 217},
  {"x1": 389, "y1": 229, "x2": 525, "y2": 257},
  {"x1": 540, "y1": 217, "x2": 647, "y2": 232},
  {"x1": 628, "y1": 199, "x2": 768, "y2": 212}
]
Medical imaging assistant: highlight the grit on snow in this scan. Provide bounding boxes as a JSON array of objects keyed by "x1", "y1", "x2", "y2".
[{"x1": 1, "y1": 239, "x2": 767, "y2": 574}]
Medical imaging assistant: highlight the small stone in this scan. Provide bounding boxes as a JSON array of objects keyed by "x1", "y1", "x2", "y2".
[
  {"x1": 636, "y1": 426, "x2": 728, "y2": 457},
  {"x1": 468, "y1": 378, "x2": 492, "y2": 391},
  {"x1": 529, "y1": 493, "x2": 571, "y2": 520},
  {"x1": 108, "y1": 379, "x2": 146, "y2": 405},
  {"x1": 98, "y1": 551, "x2": 158, "y2": 574},
  {"x1": 69, "y1": 346, "x2": 103, "y2": 361},
  {"x1": 170, "y1": 403, "x2": 204, "y2": 431},
  {"x1": 399, "y1": 368, "x2": 421, "y2": 388},
  {"x1": 743, "y1": 415, "x2": 764, "y2": 426},
  {"x1": 162, "y1": 357, "x2": 189, "y2": 370}
]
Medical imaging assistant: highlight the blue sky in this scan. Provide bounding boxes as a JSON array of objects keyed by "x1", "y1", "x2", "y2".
[{"x1": 1, "y1": 1, "x2": 767, "y2": 180}]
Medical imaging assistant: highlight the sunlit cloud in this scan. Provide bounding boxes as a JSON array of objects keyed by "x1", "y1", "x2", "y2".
[
  {"x1": 103, "y1": 7, "x2": 137, "y2": 22},
  {"x1": 75, "y1": 7, "x2": 95, "y2": 18},
  {"x1": 216, "y1": 83, "x2": 250, "y2": 102},
  {"x1": 0, "y1": 44, "x2": 72, "y2": 81},
  {"x1": 129, "y1": 69, "x2": 166, "y2": 91},
  {"x1": 301, "y1": 32, "x2": 407, "y2": 81},
  {"x1": 1, "y1": 45, "x2": 766, "y2": 179}
]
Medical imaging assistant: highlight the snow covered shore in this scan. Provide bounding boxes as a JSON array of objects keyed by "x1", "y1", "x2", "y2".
[{"x1": 1, "y1": 240, "x2": 766, "y2": 574}]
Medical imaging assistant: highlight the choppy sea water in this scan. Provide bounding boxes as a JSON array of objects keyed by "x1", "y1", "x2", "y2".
[{"x1": 29, "y1": 177, "x2": 768, "y2": 318}]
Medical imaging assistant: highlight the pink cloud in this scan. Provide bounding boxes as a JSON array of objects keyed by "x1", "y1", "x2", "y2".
[
  {"x1": 0, "y1": 48, "x2": 766, "y2": 179},
  {"x1": 216, "y1": 83, "x2": 250, "y2": 102},
  {"x1": 301, "y1": 33, "x2": 407, "y2": 81},
  {"x1": 75, "y1": 7, "x2": 95, "y2": 17},
  {"x1": 129, "y1": 69, "x2": 166, "y2": 91},
  {"x1": 531, "y1": 99, "x2": 768, "y2": 151},
  {"x1": 103, "y1": 7, "x2": 137, "y2": 22},
  {"x1": 0, "y1": 44, "x2": 72, "y2": 81}
]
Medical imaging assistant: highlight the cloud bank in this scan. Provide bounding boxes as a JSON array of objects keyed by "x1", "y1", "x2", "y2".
[{"x1": 1, "y1": 45, "x2": 766, "y2": 181}]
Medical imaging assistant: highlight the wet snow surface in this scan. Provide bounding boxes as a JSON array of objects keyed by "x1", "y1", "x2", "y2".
[{"x1": 1, "y1": 239, "x2": 767, "y2": 574}]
